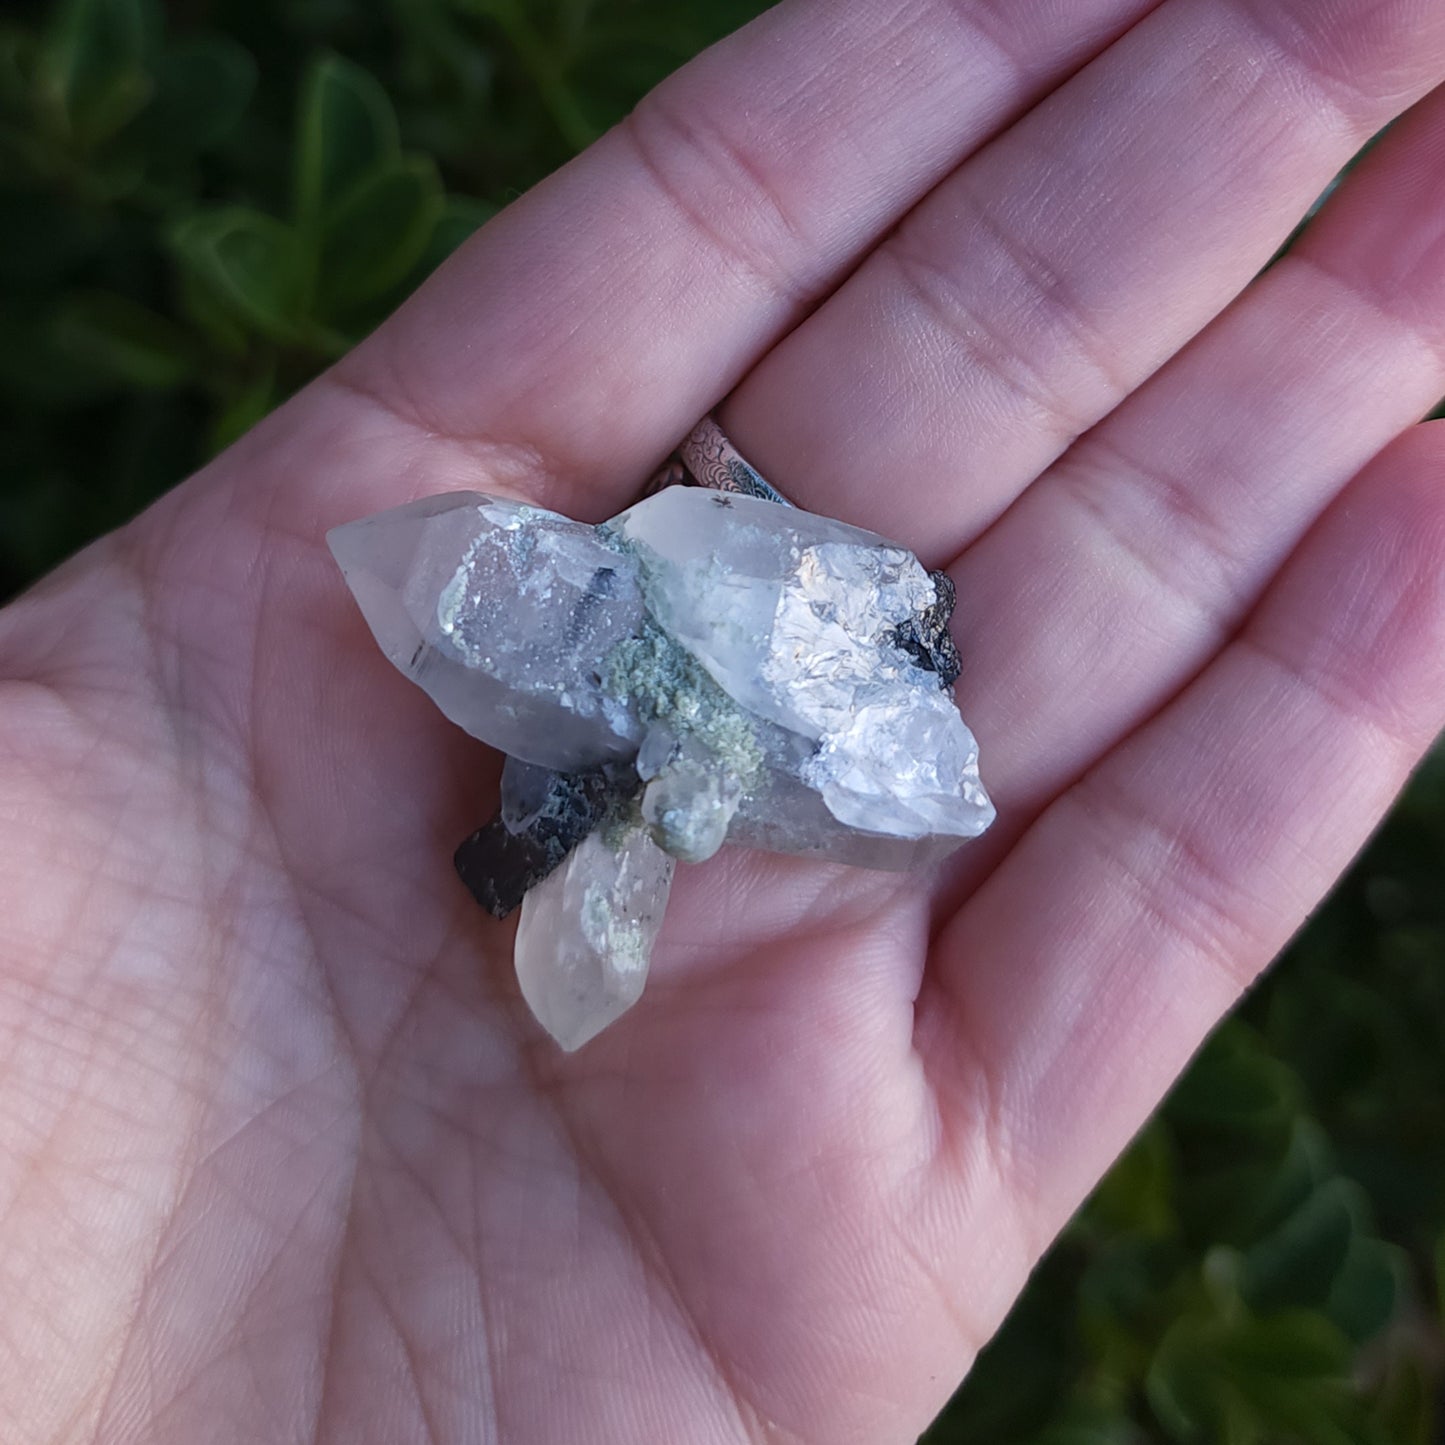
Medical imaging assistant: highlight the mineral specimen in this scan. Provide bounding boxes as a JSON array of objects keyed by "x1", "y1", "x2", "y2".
[{"x1": 329, "y1": 486, "x2": 994, "y2": 1049}]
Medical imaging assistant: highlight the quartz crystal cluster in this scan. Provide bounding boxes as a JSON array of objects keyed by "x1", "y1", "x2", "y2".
[{"x1": 329, "y1": 486, "x2": 993, "y2": 1049}]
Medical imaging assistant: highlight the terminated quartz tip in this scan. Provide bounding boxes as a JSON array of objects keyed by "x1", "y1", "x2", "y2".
[{"x1": 329, "y1": 487, "x2": 994, "y2": 1050}]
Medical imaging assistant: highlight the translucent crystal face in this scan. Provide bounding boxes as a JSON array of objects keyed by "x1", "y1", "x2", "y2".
[
  {"x1": 513, "y1": 825, "x2": 675, "y2": 1051},
  {"x1": 328, "y1": 493, "x2": 646, "y2": 770},
  {"x1": 610, "y1": 489, "x2": 993, "y2": 842},
  {"x1": 608, "y1": 489, "x2": 925, "y2": 739},
  {"x1": 330, "y1": 486, "x2": 995, "y2": 1049}
]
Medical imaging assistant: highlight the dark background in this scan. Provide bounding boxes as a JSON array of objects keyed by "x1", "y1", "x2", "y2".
[{"x1": 1, "y1": 1, "x2": 1442, "y2": 1439}]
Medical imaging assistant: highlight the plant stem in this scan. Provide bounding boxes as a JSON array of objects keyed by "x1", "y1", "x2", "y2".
[{"x1": 476, "y1": 0, "x2": 594, "y2": 153}]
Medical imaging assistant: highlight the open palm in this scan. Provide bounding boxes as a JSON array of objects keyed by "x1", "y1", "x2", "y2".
[{"x1": 4, "y1": 1, "x2": 1445, "y2": 1441}]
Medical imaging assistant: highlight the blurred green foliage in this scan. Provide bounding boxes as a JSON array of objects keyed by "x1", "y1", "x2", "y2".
[
  {"x1": 1, "y1": 1, "x2": 1442, "y2": 1440},
  {"x1": 0, "y1": 0, "x2": 762, "y2": 592}
]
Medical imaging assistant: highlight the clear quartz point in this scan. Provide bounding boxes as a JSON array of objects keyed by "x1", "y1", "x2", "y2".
[
  {"x1": 499, "y1": 755, "x2": 563, "y2": 833},
  {"x1": 513, "y1": 825, "x2": 675, "y2": 1050},
  {"x1": 328, "y1": 492, "x2": 647, "y2": 770},
  {"x1": 611, "y1": 488, "x2": 995, "y2": 843},
  {"x1": 332, "y1": 484, "x2": 996, "y2": 1048},
  {"x1": 641, "y1": 737, "x2": 743, "y2": 864}
]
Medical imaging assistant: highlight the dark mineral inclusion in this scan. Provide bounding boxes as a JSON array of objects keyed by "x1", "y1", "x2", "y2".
[
  {"x1": 890, "y1": 571, "x2": 962, "y2": 688},
  {"x1": 454, "y1": 763, "x2": 640, "y2": 918}
]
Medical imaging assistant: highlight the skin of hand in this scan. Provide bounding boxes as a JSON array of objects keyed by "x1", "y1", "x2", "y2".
[{"x1": 3, "y1": 0, "x2": 1445, "y2": 1441}]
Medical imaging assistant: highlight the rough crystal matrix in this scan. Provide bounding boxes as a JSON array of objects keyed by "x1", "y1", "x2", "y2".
[{"x1": 330, "y1": 487, "x2": 994, "y2": 1050}]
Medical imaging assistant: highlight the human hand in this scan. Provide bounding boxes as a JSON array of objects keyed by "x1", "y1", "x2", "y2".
[{"x1": 3, "y1": 1, "x2": 1444, "y2": 1440}]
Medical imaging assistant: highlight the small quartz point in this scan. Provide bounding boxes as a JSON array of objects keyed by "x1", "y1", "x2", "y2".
[
  {"x1": 641, "y1": 736, "x2": 743, "y2": 864},
  {"x1": 332, "y1": 484, "x2": 997, "y2": 1049},
  {"x1": 513, "y1": 825, "x2": 675, "y2": 1050}
]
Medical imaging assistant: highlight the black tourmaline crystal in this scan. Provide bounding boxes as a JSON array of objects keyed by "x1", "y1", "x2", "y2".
[
  {"x1": 890, "y1": 570, "x2": 963, "y2": 688},
  {"x1": 454, "y1": 762, "x2": 639, "y2": 918}
]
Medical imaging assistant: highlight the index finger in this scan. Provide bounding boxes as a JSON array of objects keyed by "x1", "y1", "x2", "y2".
[{"x1": 318, "y1": 0, "x2": 1163, "y2": 519}]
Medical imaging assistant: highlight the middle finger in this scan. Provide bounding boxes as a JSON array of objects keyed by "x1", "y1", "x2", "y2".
[{"x1": 719, "y1": 0, "x2": 1445, "y2": 563}]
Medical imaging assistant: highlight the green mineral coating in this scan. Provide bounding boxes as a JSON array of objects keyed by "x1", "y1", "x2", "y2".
[
  {"x1": 602, "y1": 620, "x2": 764, "y2": 785},
  {"x1": 599, "y1": 796, "x2": 645, "y2": 852},
  {"x1": 580, "y1": 880, "x2": 649, "y2": 975}
]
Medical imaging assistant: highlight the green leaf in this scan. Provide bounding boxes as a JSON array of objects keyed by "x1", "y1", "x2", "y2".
[
  {"x1": 1239, "y1": 1180, "x2": 1361, "y2": 1313},
  {"x1": 1146, "y1": 1318, "x2": 1233, "y2": 1441},
  {"x1": 1024, "y1": 1401, "x2": 1143, "y2": 1445},
  {"x1": 294, "y1": 54, "x2": 400, "y2": 232},
  {"x1": 1229, "y1": 1310, "x2": 1352, "y2": 1378},
  {"x1": 1325, "y1": 1237, "x2": 1403, "y2": 1343},
  {"x1": 209, "y1": 367, "x2": 277, "y2": 453},
  {"x1": 1167, "y1": 1022, "x2": 1300, "y2": 1140},
  {"x1": 1181, "y1": 1118, "x2": 1330, "y2": 1246},
  {"x1": 0, "y1": 23, "x2": 35, "y2": 115},
  {"x1": 1234, "y1": 1177, "x2": 1401, "y2": 1342},
  {"x1": 176, "y1": 268, "x2": 249, "y2": 359},
  {"x1": 416, "y1": 195, "x2": 496, "y2": 273},
  {"x1": 382, "y1": 195, "x2": 497, "y2": 312},
  {"x1": 51, "y1": 291, "x2": 192, "y2": 389},
  {"x1": 316, "y1": 156, "x2": 444, "y2": 317},
  {"x1": 1078, "y1": 1236, "x2": 1183, "y2": 1343},
  {"x1": 1147, "y1": 1309, "x2": 1358, "y2": 1445},
  {"x1": 1087, "y1": 1121, "x2": 1176, "y2": 1240},
  {"x1": 39, "y1": 0, "x2": 160, "y2": 147},
  {"x1": 131, "y1": 35, "x2": 256, "y2": 156},
  {"x1": 169, "y1": 207, "x2": 304, "y2": 343},
  {"x1": 453, "y1": 0, "x2": 597, "y2": 152}
]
